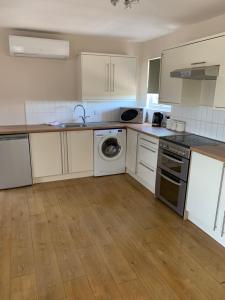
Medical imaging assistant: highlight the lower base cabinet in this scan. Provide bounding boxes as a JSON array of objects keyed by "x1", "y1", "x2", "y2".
[
  {"x1": 29, "y1": 132, "x2": 63, "y2": 178},
  {"x1": 30, "y1": 130, "x2": 94, "y2": 182},
  {"x1": 126, "y1": 130, "x2": 159, "y2": 194},
  {"x1": 186, "y1": 152, "x2": 225, "y2": 247},
  {"x1": 67, "y1": 131, "x2": 93, "y2": 173}
]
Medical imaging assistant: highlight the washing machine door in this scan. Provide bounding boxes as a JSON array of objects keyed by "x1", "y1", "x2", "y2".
[{"x1": 99, "y1": 135, "x2": 122, "y2": 161}]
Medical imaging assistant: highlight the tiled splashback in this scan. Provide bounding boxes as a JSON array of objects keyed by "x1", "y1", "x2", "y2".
[
  {"x1": 25, "y1": 100, "x2": 137, "y2": 124},
  {"x1": 171, "y1": 105, "x2": 225, "y2": 142}
]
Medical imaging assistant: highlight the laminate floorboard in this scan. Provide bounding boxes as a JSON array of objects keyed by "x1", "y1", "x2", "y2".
[{"x1": 0, "y1": 174, "x2": 225, "y2": 299}]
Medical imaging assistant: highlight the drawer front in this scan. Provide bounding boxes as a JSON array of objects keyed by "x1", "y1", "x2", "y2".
[
  {"x1": 137, "y1": 161, "x2": 156, "y2": 188},
  {"x1": 138, "y1": 144, "x2": 158, "y2": 169},
  {"x1": 138, "y1": 133, "x2": 159, "y2": 150}
]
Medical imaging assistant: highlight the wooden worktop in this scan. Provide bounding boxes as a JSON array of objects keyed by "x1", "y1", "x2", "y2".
[
  {"x1": 191, "y1": 144, "x2": 225, "y2": 163},
  {"x1": 0, "y1": 122, "x2": 178, "y2": 138}
]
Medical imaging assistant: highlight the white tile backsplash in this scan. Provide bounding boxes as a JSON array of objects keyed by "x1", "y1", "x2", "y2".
[
  {"x1": 171, "y1": 105, "x2": 225, "y2": 142},
  {"x1": 25, "y1": 100, "x2": 137, "y2": 125}
]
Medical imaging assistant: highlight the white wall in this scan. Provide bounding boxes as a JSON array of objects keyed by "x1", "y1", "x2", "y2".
[
  {"x1": 25, "y1": 100, "x2": 136, "y2": 124},
  {"x1": 0, "y1": 28, "x2": 141, "y2": 125}
]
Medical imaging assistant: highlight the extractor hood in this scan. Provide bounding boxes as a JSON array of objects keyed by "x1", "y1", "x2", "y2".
[{"x1": 170, "y1": 65, "x2": 220, "y2": 80}]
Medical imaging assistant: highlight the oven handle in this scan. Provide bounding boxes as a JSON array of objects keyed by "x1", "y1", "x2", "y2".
[
  {"x1": 162, "y1": 153, "x2": 184, "y2": 164},
  {"x1": 160, "y1": 173, "x2": 181, "y2": 186}
]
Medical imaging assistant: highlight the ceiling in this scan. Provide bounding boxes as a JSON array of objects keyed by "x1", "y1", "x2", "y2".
[{"x1": 0, "y1": 0, "x2": 225, "y2": 41}]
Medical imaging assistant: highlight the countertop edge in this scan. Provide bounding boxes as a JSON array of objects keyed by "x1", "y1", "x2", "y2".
[
  {"x1": 0, "y1": 123, "x2": 177, "y2": 139},
  {"x1": 191, "y1": 146, "x2": 225, "y2": 163}
]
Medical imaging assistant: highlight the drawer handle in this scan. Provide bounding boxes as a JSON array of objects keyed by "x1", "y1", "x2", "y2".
[
  {"x1": 140, "y1": 144, "x2": 156, "y2": 153},
  {"x1": 139, "y1": 162, "x2": 154, "y2": 173},
  {"x1": 160, "y1": 173, "x2": 181, "y2": 186},
  {"x1": 140, "y1": 137, "x2": 157, "y2": 145},
  {"x1": 214, "y1": 164, "x2": 225, "y2": 231}
]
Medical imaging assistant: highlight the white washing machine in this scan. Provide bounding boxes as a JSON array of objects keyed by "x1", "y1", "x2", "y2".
[{"x1": 94, "y1": 129, "x2": 126, "y2": 176}]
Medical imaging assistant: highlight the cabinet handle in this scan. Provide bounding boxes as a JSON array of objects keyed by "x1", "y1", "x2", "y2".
[
  {"x1": 191, "y1": 61, "x2": 206, "y2": 66},
  {"x1": 111, "y1": 64, "x2": 115, "y2": 92},
  {"x1": 135, "y1": 133, "x2": 139, "y2": 175},
  {"x1": 214, "y1": 164, "x2": 225, "y2": 231},
  {"x1": 221, "y1": 211, "x2": 225, "y2": 237},
  {"x1": 60, "y1": 132, "x2": 64, "y2": 174},
  {"x1": 140, "y1": 137, "x2": 157, "y2": 145},
  {"x1": 106, "y1": 64, "x2": 110, "y2": 92},
  {"x1": 140, "y1": 144, "x2": 156, "y2": 153},
  {"x1": 139, "y1": 161, "x2": 154, "y2": 173}
]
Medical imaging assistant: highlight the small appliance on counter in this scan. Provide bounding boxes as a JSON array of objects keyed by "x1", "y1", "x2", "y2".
[
  {"x1": 152, "y1": 112, "x2": 163, "y2": 127},
  {"x1": 120, "y1": 107, "x2": 146, "y2": 123}
]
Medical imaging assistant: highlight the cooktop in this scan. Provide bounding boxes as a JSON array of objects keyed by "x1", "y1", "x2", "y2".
[{"x1": 161, "y1": 134, "x2": 221, "y2": 148}]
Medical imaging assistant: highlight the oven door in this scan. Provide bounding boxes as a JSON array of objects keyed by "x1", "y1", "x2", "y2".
[
  {"x1": 157, "y1": 148, "x2": 189, "y2": 181},
  {"x1": 156, "y1": 169, "x2": 186, "y2": 216}
]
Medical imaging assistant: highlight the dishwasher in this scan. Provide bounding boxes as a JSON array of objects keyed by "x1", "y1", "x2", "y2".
[{"x1": 0, "y1": 134, "x2": 32, "y2": 189}]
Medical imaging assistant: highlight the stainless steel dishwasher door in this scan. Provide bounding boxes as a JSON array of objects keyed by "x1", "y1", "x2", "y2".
[{"x1": 0, "y1": 134, "x2": 32, "y2": 189}]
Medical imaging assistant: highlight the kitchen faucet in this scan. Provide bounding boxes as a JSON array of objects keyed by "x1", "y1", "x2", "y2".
[{"x1": 73, "y1": 104, "x2": 90, "y2": 126}]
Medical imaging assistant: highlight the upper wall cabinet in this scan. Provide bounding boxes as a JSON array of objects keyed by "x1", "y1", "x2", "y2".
[
  {"x1": 78, "y1": 53, "x2": 137, "y2": 101},
  {"x1": 159, "y1": 35, "x2": 225, "y2": 107}
]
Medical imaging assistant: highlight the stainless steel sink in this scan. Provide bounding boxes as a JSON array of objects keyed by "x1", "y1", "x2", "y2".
[
  {"x1": 58, "y1": 122, "x2": 116, "y2": 128},
  {"x1": 58, "y1": 123, "x2": 86, "y2": 128}
]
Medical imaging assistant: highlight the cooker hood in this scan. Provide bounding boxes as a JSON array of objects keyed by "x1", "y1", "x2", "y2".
[{"x1": 170, "y1": 65, "x2": 220, "y2": 80}]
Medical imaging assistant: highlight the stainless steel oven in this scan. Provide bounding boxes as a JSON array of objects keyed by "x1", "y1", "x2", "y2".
[
  {"x1": 157, "y1": 148, "x2": 189, "y2": 181},
  {"x1": 156, "y1": 134, "x2": 221, "y2": 216},
  {"x1": 156, "y1": 169, "x2": 187, "y2": 216},
  {"x1": 156, "y1": 139, "x2": 191, "y2": 216}
]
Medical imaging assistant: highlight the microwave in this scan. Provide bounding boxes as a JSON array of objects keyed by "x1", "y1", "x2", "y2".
[{"x1": 120, "y1": 107, "x2": 146, "y2": 123}]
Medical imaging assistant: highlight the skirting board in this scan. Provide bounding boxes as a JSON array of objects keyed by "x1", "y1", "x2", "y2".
[
  {"x1": 126, "y1": 167, "x2": 155, "y2": 195},
  {"x1": 33, "y1": 170, "x2": 94, "y2": 184}
]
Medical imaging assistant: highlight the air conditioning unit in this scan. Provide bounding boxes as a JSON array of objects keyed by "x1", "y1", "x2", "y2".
[{"x1": 9, "y1": 35, "x2": 70, "y2": 59}]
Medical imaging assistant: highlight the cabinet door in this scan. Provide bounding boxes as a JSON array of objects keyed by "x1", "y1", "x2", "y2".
[
  {"x1": 186, "y1": 152, "x2": 224, "y2": 235},
  {"x1": 110, "y1": 56, "x2": 137, "y2": 100},
  {"x1": 30, "y1": 132, "x2": 63, "y2": 178},
  {"x1": 126, "y1": 129, "x2": 138, "y2": 174},
  {"x1": 160, "y1": 36, "x2": 225, "y2": 106},
  {"x1": 159, "y1": 49, "x2": 183, "y2": 104},
  {"x1": 213, "y1": 166, "x2": 225, "y2": 246},
  {"x1": 81, "y1": 54, "x2": 111, "y2": 100},
  {"x1": 67, "y1": 130, "x2": 93, "y2": 173}
]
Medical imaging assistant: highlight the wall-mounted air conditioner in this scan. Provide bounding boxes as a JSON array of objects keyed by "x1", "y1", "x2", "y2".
[{"x1": 9, "y1": 35, "x2": 70, "y2": 59}]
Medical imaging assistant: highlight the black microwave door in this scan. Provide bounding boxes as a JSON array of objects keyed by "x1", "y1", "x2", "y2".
[{"x1": 121, "y1": 109, "x2": 138, "y2": 122}]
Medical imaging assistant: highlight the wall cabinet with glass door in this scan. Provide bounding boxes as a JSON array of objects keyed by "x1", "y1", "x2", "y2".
[{"x1": 78, "y1": 53, "x2": 137, "y2": 101}]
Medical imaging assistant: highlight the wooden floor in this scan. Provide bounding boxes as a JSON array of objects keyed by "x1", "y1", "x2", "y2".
[{"x1": 1, "y1": 174, "x2": 225, "y2": 300}]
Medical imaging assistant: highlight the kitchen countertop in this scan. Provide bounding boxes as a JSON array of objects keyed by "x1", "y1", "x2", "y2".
[
  {"x1": 191, "y1": 144, "x2": 225, "y2": 163},
  {"x1": 0, "y1": 122, "x2": 179, "y2": 138},
  {"x1": 2, "y1": 122, "x2": 225, "y2": 161}
]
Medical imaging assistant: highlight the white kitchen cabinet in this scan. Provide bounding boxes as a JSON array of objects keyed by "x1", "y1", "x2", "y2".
[
  {"x1": 67, "y1": 130, "x2": 93, "y2": 173},
  {"x1": 30, "y1": 132, "x2": 63, "y2": 178},
  {"x1": 126, "y1": 129, "x2": 138, "y2": 174},
  {"x1": 186, "y1": 152, "x2": 225, "y2": 247},
  {"x1": 80, "y1": 54, "x2": 111, "y2": 100},
  {"x1": 159, "y1": 35, "x2": 225, "y2": 107},
  {"x1": 137, "y1": 133, "x2": 159, "y2": 193},
  {"x1": 79, "y1": 53, "x2": 137, "y2": 101},
  {"x1": 110, "y1": 56, "x2": 137, "y2": 100},
  {"x1": 159, "y1": 49, "x2": 183, "y2": 104}
]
